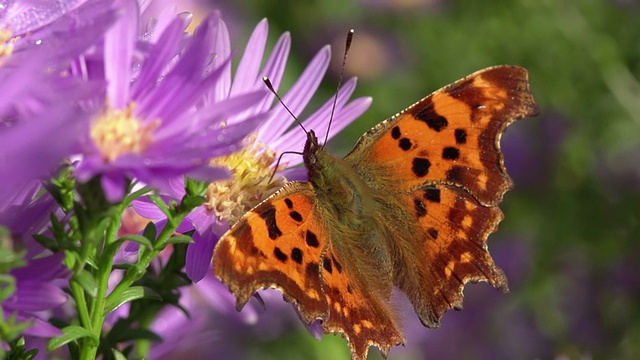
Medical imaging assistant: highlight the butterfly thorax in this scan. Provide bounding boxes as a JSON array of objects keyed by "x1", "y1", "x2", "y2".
[
  {"x1": 303, "y1": 130, "x2": 375, "y2": 221},
  {"x1": 303, "y1": 130, "x2": 396, "y2": 302}
]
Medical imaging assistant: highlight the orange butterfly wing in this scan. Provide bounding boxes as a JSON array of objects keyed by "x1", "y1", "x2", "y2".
[
  {"x1": 349, "y1": 65, "x2": 538, "y2": 205},
  {"x1": 345, "y1": 65, "x2": 537, "y2": 327},
  {"x1": 396, "y1": 184, "x2": 508, "y2": 327},
  {"x1": 213, "y1": 182, "x2": 328, "y2": 322},
  {"x1": 213, "y1": 182, "x2": 403, "y2": 359}
]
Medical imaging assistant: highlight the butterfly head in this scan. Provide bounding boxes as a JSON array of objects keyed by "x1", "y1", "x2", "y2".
[{"x1": 303, "y1": 130, "x2": 321, "y2": 168}]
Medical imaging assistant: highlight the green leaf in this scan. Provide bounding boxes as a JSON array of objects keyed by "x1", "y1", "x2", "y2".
[
  {"x1": 48, "y1": 325, "x2": 98, "y2": 350},
  {"x1": 112, "y1": 263, "x2": 134, "y2": 271},
  {"x1": 4, "y1": 336, "x2": 40, "y2": 360},
  {"x1": 112, "y1": 349, "x2": 128, "y2": 360},
  {"x1": 73, "y1": 270, "x2": 98, "y2": 298},
  {"x1": 84, "y1": 257, "x2": 98, "y2": 270},
  {"x1": 148, "y1": 195, "x2": 170, "y2": 217},
  {"x1": 185, "y1": 177, "x2": 208, "y2": 196},
  {"x1": 109, "y1": 327, "x2": 162, "y2": 343},
  {"x1": 0, "y1": 275, "x2": 16, "y2": 301},
  {"x1": 179, "y1": 194, "x2": 206, "y2": 212},
  {"x1": 165, "y1": 235, "x2": 193, "y2": 245},
  {"x1": 50, "y1": 213, "x2": 66, "y2": 240},
  {"x1": 31, "y1": 234, "x2": 59, "y2": 252},
  {"x1": 105, "y1": 286, "x2": 161, "y2": 313},
  {"x1": 142, "y1": 221, "x2": 157, "y2": 243},
  {"x1": 117, "y1": 234, "x2": 153, "y2": 249}
]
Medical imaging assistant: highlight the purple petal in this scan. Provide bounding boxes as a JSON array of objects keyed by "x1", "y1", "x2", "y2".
[
  {"x1": 249, "y1": 32, "x2": 291, "y2": 117},
  {"x1": 0, "y1": 183, "x2": 57, "y2": 241},
  {"x1": 208, "y1": 13, "x2": 232, "y2": 103},
  {"x1": 271, "y1": 77, "x2": 361, "y2": 152},
  {"x1": 187, "y1": 166, "x2": 232, "y2": 183},
  {"x1": 257, "y1": 45, "x2": 331, "y2": 143},
  {"x1": 101, "y1": 173, "x2": 128, "y2": 202},
  {"x1": 187, "y1": 207, "x2": 220, "y2": 235},
  {"x1": 186, "y1": 230, "x2": 217, "y2": 282},
  {"x1": 20, "y1": 316, "x2": 63, "y2": 338},
  {"x1": 0, "y1": 106, "x2": 88, "y2": 203},
  {"x1": 131, "y1": 16, "x2": 188, "y2": 101},
  {"x1": 11, "y1": 253, "x2": 68, "y2": 282},
  {"x1": 4, "y1": 282, "x2": 68, "y2": 312},
  {"x1": 1, "y1": 0, "x2": 84, "y2": 34},
  {"x1": 280, "y1": 167, "x2": 308, "y2": 182},
  {"x1": 104, "y1": 0, "x2": 139, "y2": 109},
  {"x1": 132, "y1": 198, "x2": 167, "y2": 219},
  {"x1": 273, "y1": 83, "x2": 372, "y2": 160},
  {"x1": 229, "y1": 18, "x2": 268, "y2": 97}
]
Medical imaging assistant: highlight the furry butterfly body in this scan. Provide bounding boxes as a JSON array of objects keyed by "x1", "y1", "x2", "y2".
[{"x1": 213, "y1": 65, "x2": 538, "y2": 359}]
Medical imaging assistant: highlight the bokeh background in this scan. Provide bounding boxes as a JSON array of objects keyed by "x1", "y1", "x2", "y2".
[{"x1": 160, "y1": 0, "x2": 640, "y2": 359}]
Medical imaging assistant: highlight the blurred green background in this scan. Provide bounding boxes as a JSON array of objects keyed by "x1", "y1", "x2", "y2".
[{"x1": 185, "y1": 0, "x2": 640, "y2": 359}]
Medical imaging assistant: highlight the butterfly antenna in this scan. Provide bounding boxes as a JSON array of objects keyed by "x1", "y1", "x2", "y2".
[
  {"x1": 268, "y1": 150, "x2": 303, "y2": 184},
  {"x1": 323, "y1": 28, "x2": 354, "y2": 147},
  {"x1": 263, "y1": 77, "x2": 308, "y2": 134},
  {"x1": 262, "y1": 77, "x2": 309, "y2": 184}
]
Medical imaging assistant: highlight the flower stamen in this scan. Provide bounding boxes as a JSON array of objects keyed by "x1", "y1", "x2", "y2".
[
  {"x1": 90, "y1": 103, "x2": 158, "y2": 162},
  {"x1": 206, "y1": 138, "x2": 287, "y2": 225}
]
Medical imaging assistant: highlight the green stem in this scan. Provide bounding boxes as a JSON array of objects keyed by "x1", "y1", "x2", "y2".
[
  {"x1": 80, "y1": 206, "x2": 124, "y2": 360},
  {"x1": 106, "y1": 211, "x2": 188, "y2": 312},
  {"x1": 69, "y1": 280, "x2": 91, "y2": 331}
]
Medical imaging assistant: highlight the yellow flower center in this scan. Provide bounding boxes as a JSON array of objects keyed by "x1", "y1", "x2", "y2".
[
  {"x1": 206, "y1": 138, "x2": 287, "y2": 225},
  {"x1": 90, "y1": 103, "x2": 159, "y2": 162}
]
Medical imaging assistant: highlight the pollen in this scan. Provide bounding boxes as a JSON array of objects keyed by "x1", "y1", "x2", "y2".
[
  {"x1": 90, "y1": 103, "x2": 158, "y2": 162},
  {"x1": 206, "y1": 137, "x2": 287, "y2": 225},
  {"x1": 0, "y1": 29, "x2": 17, "y2": 63}
]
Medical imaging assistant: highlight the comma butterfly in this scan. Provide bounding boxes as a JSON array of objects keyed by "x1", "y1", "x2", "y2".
[{"x1": 213, "y1": 64, "x2": 538, "y2": 359}]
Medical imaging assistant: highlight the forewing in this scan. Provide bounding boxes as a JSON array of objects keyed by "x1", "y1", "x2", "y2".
[
  {"x1": 347, "y1": 65, "x2": 538, "y2": 205},
  {"x1": 213, "y1": 182, "x2": 329, "y2": 323},
  {"x1": 213, "y1": 181, "x2": 405, "y2": 360}
]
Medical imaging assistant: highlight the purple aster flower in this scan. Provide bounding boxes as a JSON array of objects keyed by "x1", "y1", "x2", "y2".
[
  {"x1": 0, "y1": 183, "x2": 70, "y2": 353},
  {"x1": 0, "y1": 0, "x2": 116, "y2": 64},
  {"x1": 163, "y1": 18, "x2": 371, "y2": 282},
  {"x1": 5, "y1": 253, "x2": 70, "y2": 336},
  {"x1": 73, "y1": 3, "x2": 267, "y2": 202},
  {"x1": 0, "y1": 0, "x2": 116, "y2": 203}
]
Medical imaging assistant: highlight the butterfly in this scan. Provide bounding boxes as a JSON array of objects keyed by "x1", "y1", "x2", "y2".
[{"x1": 213, "y1": 65, "x2": 538, "y2": 359}]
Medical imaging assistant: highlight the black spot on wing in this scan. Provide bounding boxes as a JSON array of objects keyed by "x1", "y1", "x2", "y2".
[
  {"x1": 442, "y1": 147, "x2": 460, "y2": 160},
  {"x1": 427, "y1": 227, "x2": 439, "y2": 239},
  {"x1": 323, "y1": 257, "x2": 333, "y2": 273},
  {"x1": 331, "y1": 256, "x2": 343, "y2": 273},
  {"x1": 399, "y1": 138, "x2": 412, "y2": 151},
  {"x1": 291, "y1": 247, "x2": 303, "y2": 264},
  {"x1": 391, "y1": 126, "x2": 401, "y2": 139},
  {"x1": 306, "y1": 231, "x2": 320, "y2": 248},
  {"x1": 424, "y1": 187, "x2": 441, "y2": 203},
  {"x1": 289, "y1": 211, "x2": 303, "y2": 222},
  {"x1": 412, "y1": 157, "x2": 431, "y2": 177},
  {"x1": 284, "y1": 198, "x2": 294, "y2": 209},
  {"x1": 455, "y1": 129, "x2": 467, "y2": 145},
  {"x1": 274, "y1": 247, "x2": 288, "y2": 262},
  {"x1": 414, "y1": 106, "x2": 448, "y2": 132},
  {"x1": 260, "y1": 205, "x2": 282, "y2": 240}
]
